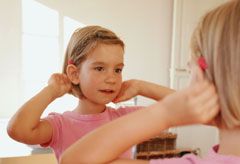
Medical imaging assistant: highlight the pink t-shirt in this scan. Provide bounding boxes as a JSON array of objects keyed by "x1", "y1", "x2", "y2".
[
  {"x1": 41, "y1": 106, "x2": 141, "y2": 161},
  {"x1": 150, "y1": 145, "x2": 240, "y2": 164}
]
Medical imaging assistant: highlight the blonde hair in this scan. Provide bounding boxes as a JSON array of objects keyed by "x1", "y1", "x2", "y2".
[
  {"x1": 191, "y1": 0, "x2": 240, "y2": 129},
  {"x1": 62, "y1": 25, "x2": 124, "y2": 98}
]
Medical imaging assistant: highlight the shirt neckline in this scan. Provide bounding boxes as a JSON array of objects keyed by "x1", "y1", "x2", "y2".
[{"x1": 64, "y1": 107, "x2": 114, "y2": 120}]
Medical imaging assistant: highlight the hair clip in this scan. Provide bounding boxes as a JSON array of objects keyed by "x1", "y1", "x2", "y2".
[
  {"x1": 198, "y1": 56, "x2": 208, "y2": 71},
  {"x1": 68, "y1": 59, "x2": 75, "y2": 65}
]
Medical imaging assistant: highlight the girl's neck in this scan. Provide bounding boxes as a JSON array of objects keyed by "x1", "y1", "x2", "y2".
[
  {"x1": 74, "y1": 98, "x2": 106, "y2": 115},
  {"x1": 218, "y1": 128, "x2": 240, "y2": 156}
]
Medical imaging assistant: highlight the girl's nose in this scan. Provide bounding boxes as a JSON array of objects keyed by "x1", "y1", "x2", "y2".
[{"x1": 104, "y1": 72, "x2": 117, "y2": 84}]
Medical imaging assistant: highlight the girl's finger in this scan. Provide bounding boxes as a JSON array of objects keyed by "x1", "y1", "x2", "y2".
[
  {"x1": 113, "y1": 96, "x2": 125, "y2": 103},
  {"x1": 188, "y1": 80, "x2": 208, "y2": 97},
  {"x1": 192, "y1": 85, "x2": 219, "y2": 123}
]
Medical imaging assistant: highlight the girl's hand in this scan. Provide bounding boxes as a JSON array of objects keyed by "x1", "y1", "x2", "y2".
[
  {"x1": 162, "y1": 80, "x2": 220, "y2": 127},
  {"x1": 47, "y1": 73, "x2": 72, "y2": 99},
  {"x1": 113, "y1": 80, "x2": 139, "y2": 103}
]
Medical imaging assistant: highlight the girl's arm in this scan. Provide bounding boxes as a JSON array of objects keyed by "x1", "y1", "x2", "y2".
[
  {"x1": 7, "y1": 73, "x2": 71, "y2": 145},
  {"x1": 113, "y1": 79, "x2": 175, "y2": 103},
  {"x1": 137, "y1": 80, "x2": 175, "y2": 101},
  {"x1": 60, "y1": 80, "x2": 219, "y2": 164}
]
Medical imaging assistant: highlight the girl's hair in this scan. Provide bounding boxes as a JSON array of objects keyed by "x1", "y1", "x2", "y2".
[
  {"x1": 190, "y1": 0, "x2": 240, "y2": 129},
  {"x1": 62, "y1": 25, "x2": 124, "y2": 98}
]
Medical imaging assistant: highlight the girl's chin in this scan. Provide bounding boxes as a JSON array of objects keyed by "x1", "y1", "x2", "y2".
[{"x1": 93, "y1": 99, "x2": 115, "y2": 105}]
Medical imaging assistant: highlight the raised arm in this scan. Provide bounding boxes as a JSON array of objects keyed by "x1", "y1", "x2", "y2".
[
  {"x1": 113, "y1": 79, "x2": 175, "y2": 103},
  {"x1": 7, "y1": 73, "x2": 71, "y2": 145},
  {"x1": 60, "y1": 80, "x2": 219, "y2": 164}
]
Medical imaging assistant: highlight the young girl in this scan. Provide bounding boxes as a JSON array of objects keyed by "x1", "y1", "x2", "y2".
[
  {"x1": 60, "y1": 0, "x2": 240, "y2": 163},
  {"x1": 7, "y1": 25, "x2": 174, "y2": 162}
]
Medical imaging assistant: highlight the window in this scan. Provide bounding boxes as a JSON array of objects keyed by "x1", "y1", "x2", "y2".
[
  {"x1": 21, "y1": 0, "x2": 85, "y2": 116},
  {"x1": 22, "y1": 0, "x2": 59, "y2": 101}
]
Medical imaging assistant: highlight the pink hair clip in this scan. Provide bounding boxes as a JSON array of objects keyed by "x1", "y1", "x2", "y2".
[
  {"x1": 68, "y1": 59, "x2": 74, "y2": 65},
  {"x1": 198, "y1": 56, "x2": 208, "y2": 71}
]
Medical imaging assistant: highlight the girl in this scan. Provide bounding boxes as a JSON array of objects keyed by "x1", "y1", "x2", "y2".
[
  {"x1": 60, "y1": 0, "x2": 240, "y2": 163},
  {"x1": 7, "y1": 25, "x2": 174, "y2": 162}
]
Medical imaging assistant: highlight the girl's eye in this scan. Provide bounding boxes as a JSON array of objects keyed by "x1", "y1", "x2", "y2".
[
  {"x1": 94, "y1": 67, "x2": 104, "y2": 71},
  {"x1": 115, "y1": 68, "x2": 122, "y2": 73}
]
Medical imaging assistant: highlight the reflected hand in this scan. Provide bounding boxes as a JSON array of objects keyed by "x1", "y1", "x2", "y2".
[
  {"x1": 113, "y1": 80, "x2": 139, "y2": 103},
  {"x1": 48, "y1": 73, "x2": 72, "y2": 98}
]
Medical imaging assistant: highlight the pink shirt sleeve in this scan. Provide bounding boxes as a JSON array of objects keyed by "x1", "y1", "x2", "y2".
[{"x1": 40, "y1": 112, "x2": 61, "y2": 148}]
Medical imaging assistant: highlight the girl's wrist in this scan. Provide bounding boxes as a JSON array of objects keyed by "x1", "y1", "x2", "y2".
[
  {"x1": 44, "y1": 85, "x2": 59, "y2": 100},
  {"x1": 134, "y1": 79, "x2": 144, "y2": 95},
  {"x1": 149, "y1": 101, "x2": 172, "y2": 130},
  {"x1": 159, "y1": 98, "x2": 177, "y2": 128}
]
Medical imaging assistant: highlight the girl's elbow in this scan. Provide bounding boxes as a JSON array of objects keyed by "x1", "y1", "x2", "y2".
[
  {"x1": 7, "y1": 123, "x2": 31, "y2": 144},
  {"x1": 7, "y1": 123, "x2": 19, "y2": 140}
]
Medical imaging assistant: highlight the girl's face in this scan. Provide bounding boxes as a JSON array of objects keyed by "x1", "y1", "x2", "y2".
[{"x1": 78, "y1": 43, "x2": 124, "y2": 105}]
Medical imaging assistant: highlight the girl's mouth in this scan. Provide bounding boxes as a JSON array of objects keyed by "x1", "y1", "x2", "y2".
[{"x1": 99, "y1": 89, "x2": 115, "y2": 94}]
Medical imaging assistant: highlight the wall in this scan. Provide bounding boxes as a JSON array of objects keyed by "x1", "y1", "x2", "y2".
[{"x1": 0, "y1": 0, "x2": 22, "y2": 118}]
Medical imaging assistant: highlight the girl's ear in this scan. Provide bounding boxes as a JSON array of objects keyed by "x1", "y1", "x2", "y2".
[
  {"x1": 66, "y1": 65, "x2": 80, "y2": 85},
  {"x1": 189, "y1": 65, "x2": 204, "y2": 85},
  {"x1": 195, "y1": 65, "x2": 204, "y2": 81}
]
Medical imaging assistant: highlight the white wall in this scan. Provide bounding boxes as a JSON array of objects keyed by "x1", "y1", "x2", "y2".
[
  {"x1": 0, "y1": 1, "x2": 22, "y2": 118},
  {"x1": 0, "y1": 0, "x2": 173, "y2": 117}
]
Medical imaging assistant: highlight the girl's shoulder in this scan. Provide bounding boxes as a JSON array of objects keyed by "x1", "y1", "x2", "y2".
[{"x1": 42, "y1": 111, "x2": 75, "y2": 122}]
